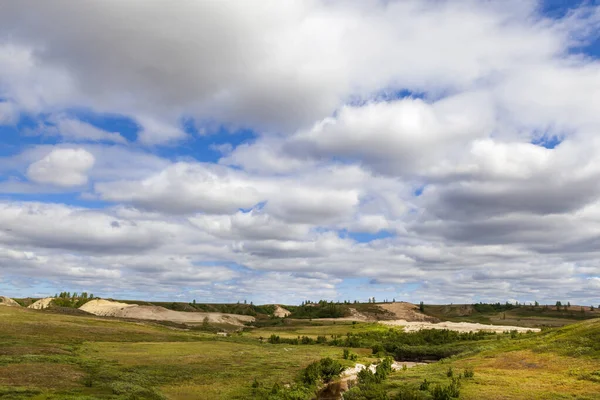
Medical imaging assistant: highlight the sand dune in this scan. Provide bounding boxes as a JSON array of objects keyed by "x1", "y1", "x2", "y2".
[
  {"x1": 273, "y1": 305, "x2": 291, "y2": 318},
  {"x1": 380, "y1": 319, "x2": 540, "y2": 333},
  {"x1": 28, "y1": 297, "x2": 55, "y2": 309},
  {"x1": 0, "y1": 296, "x2": 20, "y2": 307},
  {"x1": 379, "y1": 302, "x2": 439, "y2": 322},
  {"x1": 80, "y1": 299, "x2": 255, "y2": 326}
]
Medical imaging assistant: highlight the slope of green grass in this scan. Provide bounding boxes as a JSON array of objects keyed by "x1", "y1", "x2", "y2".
[
  {"x1": 379, "y1": 318, "x2": 600, "y2": 399},
  {"x1": 0, "y1": 306, "x2": 367, "y2": 399}
]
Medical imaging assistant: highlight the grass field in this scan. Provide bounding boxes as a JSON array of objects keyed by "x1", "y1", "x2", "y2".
[
  {"x1": 0, "y1": 306, "x2": 369, "y2": 399},
  {"x1": 1, "y1": 304, "x2": 599, "y2": 399},
  {"x1": 379, "y1": 318, "x2": 600, "y2": 399}
]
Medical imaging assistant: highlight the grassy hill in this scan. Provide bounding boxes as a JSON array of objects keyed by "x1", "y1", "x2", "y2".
[
  {"x1": 2, "y1": 300, "x2": 599, "y2": 399},
  {"x1": 372, "y1": 318, "x2": 600, "y2": 399}
]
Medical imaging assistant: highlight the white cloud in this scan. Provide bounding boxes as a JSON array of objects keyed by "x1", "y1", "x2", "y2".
[
  {"x1": 27, "y1": 148, "x2": 95, "y2": 187},
  {"x1": 287, "y1": 92, "x2": 495, "y2": 175},
  {"x1": 1, "y1": 1, "x2": 600, "y2": 304},
  {"x1": 95, "y1": 162, "x2": 262, "y2": 214},
  {"x1": 0, "y1": 101, "x2": 18, "y2": 125},
  {"x1": 0, "y1": 0, "x2": 577, "y2": 141},
  {"x1": 47, "y1": 116, "x2": 127, "y2": 144}
]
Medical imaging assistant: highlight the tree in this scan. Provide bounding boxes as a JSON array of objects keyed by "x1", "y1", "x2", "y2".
[
  {"x1": 567, "y1": 301, "x2": 571, "y2": 309},
  {"x1": 556, "y1": 301, "x2": 562, "y2": 311},
  {"x1": 534, "y1": 301, "x2": 539, "y2": 307}
]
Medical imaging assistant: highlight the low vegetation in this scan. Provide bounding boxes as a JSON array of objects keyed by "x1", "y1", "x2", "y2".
[{"x1": 1, "y1": 299, "x2": 599, "y2": 399}]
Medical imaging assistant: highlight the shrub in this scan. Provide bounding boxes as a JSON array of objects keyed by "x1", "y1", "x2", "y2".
[
  {"x1": 463, "y1": 367, "x2": 474, "y2": 378},
  {"x1": 394, "y1": 385, "x2": 428, "y2": 400},
  {"x1": 319, "y1": 357, "x2": 344, "y2": 382},
  {"x1": 301, "y1": 357, "x2": 343, "y2": 385},
  {"x1": 343, "y1": 348, "x2": 350, "y2": 359},
  {"x1": 430, "y1": 378, "x2": 460, "y2": 400}
]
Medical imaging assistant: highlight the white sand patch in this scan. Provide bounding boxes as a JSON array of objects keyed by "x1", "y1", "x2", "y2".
[
  {"x1": 0, "y1": 296, "x2": 20, "y2": 307},
  {"x1": 380, "y1": 319, "x2": 540, "y2": 333},
  {"x1": 273, "y1": 305, "x2": 291, "y2": 318},
  {"x1": 341, "y1": 361, "x2": 424, "y2": 382},
  {"x1": 28, "y1": 297, "x2": 55, "y2": 309},
  {"x1": 80, "y1": 299, "x2": 255, "y2": 326}
]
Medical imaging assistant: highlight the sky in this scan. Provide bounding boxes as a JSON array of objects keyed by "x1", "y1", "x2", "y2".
[{"x1": 1, "y1": 0, "x2": 600, "y2": 305}]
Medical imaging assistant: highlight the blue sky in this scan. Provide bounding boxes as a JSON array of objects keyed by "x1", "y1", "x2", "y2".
[{"x1": 1, "y1": 0, "x2": 600, "y2": 305}]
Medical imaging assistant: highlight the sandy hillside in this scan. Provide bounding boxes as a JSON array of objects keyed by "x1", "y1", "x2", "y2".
[
  {"x1": 273, "y1": 305, "x2": 291, "y2": 318},
  {"x1": 380, "y1": 319, "x2": 540, "y2": 333},
  {"x1": 378, "y1": 302, "x2": 439, "y2": 322},
  {"x1": 318, "y1": 308, "x2": 372, "y2": 322},
  {"x1": 80, "y1": 299, "x2": 255, "y2": 326},
  {"x1": 28, "y1": 297, "x2": 55, "y2": 309},
  {"x1": 0, "y1": 296, "x2": 20, "y2": 307}
]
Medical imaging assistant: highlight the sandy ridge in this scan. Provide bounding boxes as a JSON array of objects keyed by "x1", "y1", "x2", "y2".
[
  {"x1": 273, "y1": 305, "x2": 291, "y2": 318},
  {"x1": 28, "y1": 297, "x2": 55, "y2": 309},
  {"x1": 80, "y1": 299, "x2": 255, "y2": 326},
  {"x1": 0, "y1": 296, "x2": 20, "y2": 307},
  {"x1": 380, "y1": 319, "x2": 540, "y2": 333}
]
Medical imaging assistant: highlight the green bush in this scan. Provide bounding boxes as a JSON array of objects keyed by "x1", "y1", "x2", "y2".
[{"x1": 394, "y1": 385, "x2": 429, "y2": 400}]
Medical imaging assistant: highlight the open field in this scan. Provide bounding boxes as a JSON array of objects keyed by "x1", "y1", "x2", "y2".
[
  {"x1": 1, "y1": 300, "x2": 599, "y2": 399},
  {"x1": 379, "y1": 318, "x2": 600, "y2": 399},
  {"x1": 0, "y1": 306, "x2": 371, "y2": 399}
]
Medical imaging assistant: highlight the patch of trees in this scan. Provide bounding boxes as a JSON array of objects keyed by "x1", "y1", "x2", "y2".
[
  {"x1": 186, "y1": 302, "x2": 276, "y2": 316},
  {"x1": 268, "y1": 334, "x2": 328, "y2": 345},
  {"x1": 265, "y1": 327, "x2": 495, "y2": 362},
  {"x1": 52, "y1": 292, "x2": 94, "y2": 308},
  {"x1": 285, "y1": 301, "x2": 348, "y2": 319}
]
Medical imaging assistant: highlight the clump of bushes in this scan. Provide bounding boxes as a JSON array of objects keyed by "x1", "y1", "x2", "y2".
[
  {"x1": 431, "y1": 378, "x2": 461, "y2": 400},
  {"x1": 463, "y1": 367, "x2": 474, "y2": 378},
  {"x1": 343, "y1": 348, "x2": 358, "y2": 361},
  {"x1": 302, "y1": 357, "x2": 344, "y2": 385}
]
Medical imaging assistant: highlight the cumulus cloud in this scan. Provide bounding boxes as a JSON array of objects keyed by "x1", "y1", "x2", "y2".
[
  {"x1": 0, "y1": 0, "x2": 578, "y2": 141},
  {"x1": 26, "y1": 148, "x2": 95, "y2": 187},
  {"x1": 1, "y1": 1, "x2": 600, "y2": 304}
]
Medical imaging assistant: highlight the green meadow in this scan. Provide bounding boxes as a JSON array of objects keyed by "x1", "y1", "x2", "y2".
[{"x1": 1, "y1": 305, "x2": 599, "y2": 399}]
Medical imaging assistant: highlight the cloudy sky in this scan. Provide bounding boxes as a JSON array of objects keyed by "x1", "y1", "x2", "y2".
[{"x1": 1, "y1": 0, "x2": 600, "y2": 305}]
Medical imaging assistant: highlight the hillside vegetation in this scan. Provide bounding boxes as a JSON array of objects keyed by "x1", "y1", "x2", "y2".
[
  {"x1": 423, "y1": 303, "x2": 600, "y2": 328},
  {"x1": 2, "y1": 300, "x2": 599, "y2": 399}
]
